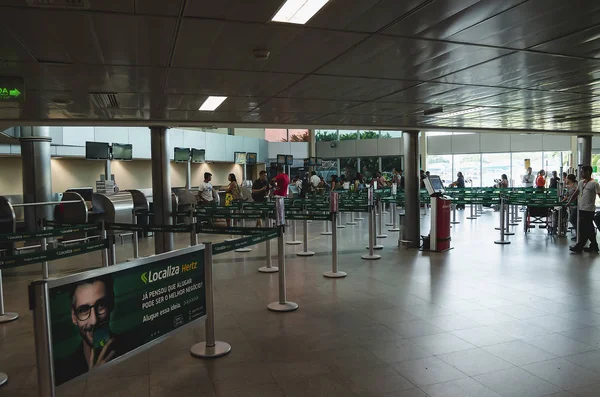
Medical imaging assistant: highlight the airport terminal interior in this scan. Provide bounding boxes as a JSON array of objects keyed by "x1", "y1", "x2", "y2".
[{"x1": 2, "y1": 1, "x2": 600, "y2": 396}]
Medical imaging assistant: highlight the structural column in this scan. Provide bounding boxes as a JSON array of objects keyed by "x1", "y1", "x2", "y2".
[
  {"x1": 20, "y1": 126, "x2": 52, "y2": 232},
  {"x1": 402, "y1": 130, "x2": 420, "y2": 248},
  {"x1": 151, "y1": 126, "x2": 174, "y2": 254},
  {"x1": 577, "y1": 135, "x2": 592, "y2": 167}
]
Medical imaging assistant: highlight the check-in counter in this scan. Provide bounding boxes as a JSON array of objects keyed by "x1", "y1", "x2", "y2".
[
  {"x1": 92, "y1": 192, "x2": 134, "y2": 235},
  {"x1": 127, "y1": 189, "x2": 150, "y2": 236},
  {"x1": 55, "y1": 192, "x2": 89, "y2": 242},
  {"x1": 174, "y1": 188, "x2": 197, "y2": 224},
  {"x1": 0, "y1": 197, "x2": 16, "y2": 256}
]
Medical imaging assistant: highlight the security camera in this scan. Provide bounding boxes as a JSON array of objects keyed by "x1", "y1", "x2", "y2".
[
  {"x1": 330, "y1": 142, "x2": 337, "y2": 148},
  {"x1": 253, "y1": 48, "x2": 271, "y2": 60}
]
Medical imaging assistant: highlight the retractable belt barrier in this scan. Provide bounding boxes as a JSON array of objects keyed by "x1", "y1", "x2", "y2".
[
  {"x1": 213, "y1": 228, "x2": 280, "y2": 255},
  {"x1": 0, "y1": 239, "x2": 109, "y2": 268},
  {"x1": 106, "y1": 222, "x2": 192, "y2": 233},
  {"x1": 0, "y1": 224, "x2": 98, "y2": 242}
]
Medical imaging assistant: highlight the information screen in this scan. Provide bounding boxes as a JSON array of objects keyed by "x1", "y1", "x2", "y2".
[
  {"x1": 276, "y1": 154, "x2": 286, "y2": 164},
  {"x1": 49, "y1": 248, "x2": 206, "y2": 386},
  {"x1": 246, "y1": 152, "x2": 257, "y2": 165},
  {"x1": 234, "y1": 152, "x2": 246, "y2": 164},
  {"x1": 191, "y1": 149, "x2": 205, "y2": 163},
  {"x1": 285, "y1": 155, "x2": 293, "y2": 165},
  {"x1": 85, "y1": 142, "x2": 110, "y2": 160},
  {"x1": 174, "y1": 147, "x2": 190, "y2": 162},
  {"x1": 111, "y1": 143, "x2": 132, "y2": 161}
]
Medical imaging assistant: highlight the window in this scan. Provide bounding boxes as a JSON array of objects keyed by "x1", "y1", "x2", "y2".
[
  {"x1": 453, "y1": 154, "x2": 481, "y2": 187},
  {"x1": 381, "y1": 130, "x2": 402, "y2": 139},
  {"x1": 340, "y1": 158, "x2": 358, "y2": 180},
  {"x1": 360, "y1": 157, "x2": 380, "y2": 179},
  {"x1": 265, "y1": 128, "x2": 288, "y2": 142},
  {"x1": 381, "y1": 156, "x2": 402, "y2": 173},
  {"x1": 482, "y1": 153, "x2": 511, "y2": 187},
  {"x1": 543, "y1": 151, "x2": 570, "y2": 174},
  {"x1": 359, "y1": 130, "x2": 379, "y2": 139},
  {"x1": 288, "y1": 129, "x2": 309, "y2": 142},
  {"x1": 315, "y1": 129, "x2": 338, "y2": 142},
  {"x1": 316, "y1": 159, "x2": 337, "y2": 181},
  {"x1": 427, "y1": 155, "x2": 453, "y2": 185},
  {"x1": 339, "y1": 130, "x2": 358, "y2": 140}
]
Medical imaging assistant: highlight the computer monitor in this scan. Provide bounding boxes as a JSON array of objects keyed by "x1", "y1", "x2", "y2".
[
  {"x1": 174, "y1": 147, "x2": 190, "y2": 162},
  {"x1": 246, "y1": 152, "x2": 257, "y2": 165},
  {"x1": 424, "y1": 175, "x2": 445, "y2": 196},
  {"x1": 234, "y1": 152, "x2": 246, "y2": 164},
  {"x1": 191, "y1": 149, "x2": 205, "y2": 163},
  {"x1": 85, "y1": 142, "x2": 110, "y2": 160},
  {"x1": 111, "y1": 143, "x2": 132, "y2": 160}
]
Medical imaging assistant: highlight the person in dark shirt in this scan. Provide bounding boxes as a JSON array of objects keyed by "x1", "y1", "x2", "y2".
[
  {"x1": 549, "y1": 171, "x2": 560, "y2": 189},
  {"x1": 252, "y1": 170, "x2": 269, "y2": 202}
]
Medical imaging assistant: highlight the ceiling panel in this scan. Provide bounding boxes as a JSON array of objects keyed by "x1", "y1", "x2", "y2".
[
  {"x1": 257, "y1": 98, "x2": 362, "y2": 114},
  {"x1": 172, "y1": 20, "x2": 367, "y2": 73},
  {"x1": 531, "y1": 26, "x2": 600, "y2": 59},
  {"x1": 444, "y1": 0, "x2": 600, "y2": 49},
  {"x1": 164, "y1": 69, "x2": 302, "y2": 97},
  {"x1": 379, "y1": 82, "x2": 517, "y2": 105},
  {"x1": 184, "y1": 0, "x2": 283, "y2": 22},
  {"x1": 1, "y1": 7, "x2": 176, "y2": 66},
  {"x1": 307, "y1": 0, "x2": 427, "y2": 32},
  {"x1": 384, "y1": 0, "x2": 522, "y2": 39},
  {"x1": 312, "y1": 113, "x2": 398, "y2": 126},
  {"x1": 134, "y1": 0, "x2": 183, "y2": 16},
  {"x1": 280, "y1": 75, "x2": 417, "y2": 101},
  {"x1": 319, "y1": 35, "x2": 511, "y2": 81},
  {"x1": 167, "y1": 95, "x2": 264, "y2": 112}
]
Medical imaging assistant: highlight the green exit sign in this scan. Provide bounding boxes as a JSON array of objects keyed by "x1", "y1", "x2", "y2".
[{"x1": 0, "y1": 77, "x2": 25, "y2": 102}]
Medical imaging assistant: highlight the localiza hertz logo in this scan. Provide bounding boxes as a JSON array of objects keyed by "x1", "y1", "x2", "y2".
[{"x1": 141, "y1": 265, "x2": 180, "y2": 284}]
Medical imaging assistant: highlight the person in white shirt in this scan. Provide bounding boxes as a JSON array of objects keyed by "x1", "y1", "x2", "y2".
[
  {"x1": 197, "y1": 172, "x2": 214, "y2": 205},
  {"x1": 522, "y1": 167, "x2": 535, "y2": 188},
  {"x1": 310, "y1": 171, "x2": 320, "y2": 188},
  {"x1": 568, "y1": 166, "x2": 600, "y2": 253}
]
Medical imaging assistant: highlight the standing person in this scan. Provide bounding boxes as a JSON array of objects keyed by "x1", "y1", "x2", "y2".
[
  {"x1": 563, "y1": 174, "x2": 578, "y2": 241},
  {"x1": 330, "y1": 175, "x2": 339, "y2": 191},
  {"x1": 536, "y1": 170, "x2": 546, "y2": 188},
  {"x1": 225, "y1": 173, "x2": 241, "y2": 206},
  {"x1": 568, "y1": 166, "x2": 600, "y2": 253},
  {"x1": 420, "y1": 170, "x2": 426, "y2": 189},
  {"x1": 271, "y1": 165, "x2": 290, "y2": 197},
  {"x1": 392, "y1": 168, "x2": 404, "y2": 190},
  {"x1": 252, "y1": 170, "x2": 269, "y2": 226},
  {"x1": 197, "y1": 172, "x2": 214, "y2": 205},
  {"x1": 549, "y1": 171, "x2": 560, "y2": 188},
  {"x1": 499, "y1": 174, "x2": 509, "y2": 188},
  {"x1": 522, "y1": 167, "x2": 535, "y2": 188},
  {"x1": 310, "y1": 171, "x2": 320, "y2": 190},
  {"x1": 451, "y1": 172, "x2": 466, "y2": 209},
  {"x1": 372, "y1": 171, "x2": 386, "y2": 188}
]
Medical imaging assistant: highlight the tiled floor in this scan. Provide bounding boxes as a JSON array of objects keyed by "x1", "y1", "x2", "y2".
[{"x1": 2, "y1": 207, "x2": 600, "y2": 397}]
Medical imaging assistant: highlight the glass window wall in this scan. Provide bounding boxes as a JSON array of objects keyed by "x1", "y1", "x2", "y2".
[
  {"x1": 427, "y1": 155, "x2": 453, "y2": 185},
  {"x1": 265, "y1": 128, "x2": 288, "y2": 142},
  {"x1": 359, "y1": 130, "x2": 380, "y2": 139},
  {"x1": 288, "y1": 129, "x2": 309, "y2": 142},
  {"x1": 339, "y1": 130, "x2": 358, "y2": 140},
  {"x1": 454, "y1": 154, "x2": 482, "y2": 187},
  {"x1": 481, "y1": 153, "x2": 511, "y2": 187},
  {"x1": 315, "y1": 129, "x2": 338, "y2": 141}
]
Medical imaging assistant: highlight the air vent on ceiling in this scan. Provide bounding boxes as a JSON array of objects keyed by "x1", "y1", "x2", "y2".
[
  {"x1": 424, "y1": 106, "x2": 444, "y2": 116},
  {"x1": 27, "y1": 0, "x2": 90, "y2": 8},
  {"x1": 90, "y1": 93, "x2": 120, "y2": 109}
]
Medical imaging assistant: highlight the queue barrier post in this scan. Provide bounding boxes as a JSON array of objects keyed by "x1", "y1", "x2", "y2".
[
  {"x1": 321, "y1": 217, "x2": 332, "y2": 235},
  {"x1": 386, "y1": 203, "x2": 394, "y2": 226},
  {"x1": 450, "y1": 203, "x2": 460, "y2": 225},
  {"x1": 467, "y1": 199, "x2": 477, "y2": 220},
  {"x1": 0, "y1": 269, "x2": 18, "y2": 324},
  {"x1": 132, "y1": 210, "x2": 140, "y2": 259},
  {"x1": 234, "y1": 218, "x2": 252, "y2": 253},
  {"x1": 389, "y1": 203, "x2": 400, "y2": 232},
  {"x1": 324, "y1": 210, "x2": 347, "y2": 278},
  {"x1": 297, "y1": 219, "x2": 315, "y2": 257},
  {"x1": 494, "y1": 197, "x2": 511, "y2": 245},
  {"x1": 509, "y1": 204, "x2": 520, "y2": 225},
  {"x1": 268, "y1": 226, "x2": 299, "y2": 312},
  {"x1": 41, "y1": 226, "x2": 49, "y2": 279},
  {"x1": 259, "y1": 217, "x2": 278, "y2": 273},
  {"x1": 190, "y1": 210, "x2": 198, "y2": 247},
  {"x1": 504, "y1": 201, "x2": 515, "y2": 236},
  {"x1": 100, "y1": 221, "x2": 109, "y2": 267},
  {"x1": 362, "y1": 203, "x2": 381, "y2": 260},
  {"x1": 31, "y1": 280, "x2": 54, "y2": 397},
  {"x1": 376, "y1": 200, "x2": 388, "y2": 239},
  {"x1": 190, "y1": 242, "x2": 232, "y2": 358},
  {"x1": 337, "y1": 212, "x2": 346, "y2": 228},
  {"x1": 347, "y1": 211, "x2": 358, "y2": 226},
  {"x1": 286, "y1": 220, "x2": 302, "y2": 245},
  {"x1": 355, "y1": 212, "x2": 364, "y2": 221}
]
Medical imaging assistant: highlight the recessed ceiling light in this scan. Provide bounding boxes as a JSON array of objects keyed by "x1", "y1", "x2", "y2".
[
  {"x1": 271, "y1": 0, "x2": 330, "y2": 25},
  {"x1": 199, "y1": 96, "x2": 227, "y2": 111},
  {"x1": 435, "y1": 107, "x2": 486, "y2": 118}
]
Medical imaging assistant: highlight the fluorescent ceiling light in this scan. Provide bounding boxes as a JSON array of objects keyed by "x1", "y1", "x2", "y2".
[
  {"x1": 199, "y1": 96, "x2": 227, "y2": 111},
  {"x1": 271, "y1": 0, "x2": 330, "y2": 24},
  {"x1": 434, "y1": 107, "x2": 486, "y2": 118}
]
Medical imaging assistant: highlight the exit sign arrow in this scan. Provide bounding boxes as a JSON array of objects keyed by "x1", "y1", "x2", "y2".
[
  {"x1": 0, "y1": 77, "x2": 25, "y2": 102},
  {"x1": 9, "y1": 88, "x2": 20, "y2": 98}
]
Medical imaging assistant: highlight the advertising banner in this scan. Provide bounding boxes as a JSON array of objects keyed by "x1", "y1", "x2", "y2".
[{"x1": 48, "y1": 247, "x2": 206, "y2": 386}]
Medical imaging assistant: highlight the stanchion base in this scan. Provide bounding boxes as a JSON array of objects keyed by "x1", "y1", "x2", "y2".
[
  {"x1": 286, "y1": 241, "x2": 302, "y2": 245},
  {"x1": 467, "y1": 217, "x2": 478, "y2": 220},
  {"x1": 373, "y1": 245, "x2": 384, "y2": 250},
  {"x1": 337, "y1": 225, "x2": 346, "y2": 229},
  {"x1": 297, "y1": 251, "x2": 315, "y2": 257},
  {"x1": 268, "y1": 302, "x2": 299, "y2": 312},
  {"x1": 361, "y1": 254, "x2": 381, "y2": 260},
  {"x1": 324, "y1": 270, "x2": 347, "y2": 278},
  {"x1": 504, "y1": 232, "x2": 515, "y2": 236},
  {"x1": 224, "y1": 238, "x2": 237, "y2": 242},
  {"x1": 377, "y1": 234, "x2": 388, "y2": 239},
  {"x1": 234, "y1": 248, "x2": 252, "y2": 253},
  {"x1": 258, "y1": 266, "x2": 279, "y2": 273},
  {"x1": 385, "y1": 222, "x2": 393, "y2": 226},
  {"x1": 494, "y1": 240, "x2": 511, "y2": 245},
  {"x1": 509, "y1": 223, "x2": 519, "y2": 226},
  {"x1": 190, "y1": 341, "x2": 232, "y2": 358},
  {"x1": 355, "y1": 217, "x2": 364, "y2": 221},
  {"x1": 320, "y1": 232, "x2": 332, "y2": 235},
  {"x1": 346, "y1": 222, "x2": 358, "y2": 225},
  {"x1": 0, "y1": 313, "x2": 18, "y2": 324},
  {"x1": 0, "y1": 372, "x2": 7, "y2": 386},
  {"x1": 450, "y1": 221, "x2": 460, "y2": 224},
  {"x1": 388, "y1": 227, "x2": 400, "y2": 232},
  {"x1": 127, "y1": 256, "x2": 146, "y2": 262}
]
